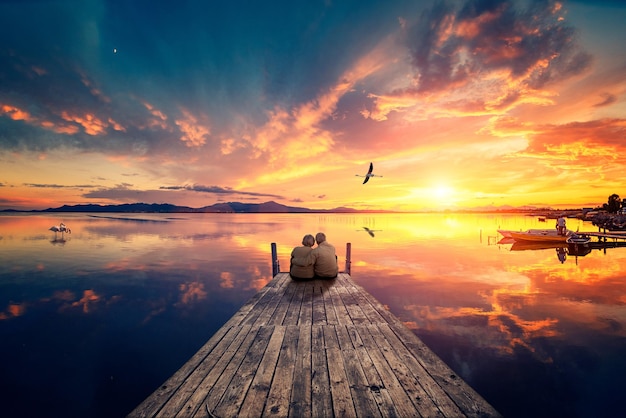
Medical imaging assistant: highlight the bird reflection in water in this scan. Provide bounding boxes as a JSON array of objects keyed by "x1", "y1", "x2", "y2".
[{"x1": 358, "y1": 226, "x2": 382, "y2": 237}]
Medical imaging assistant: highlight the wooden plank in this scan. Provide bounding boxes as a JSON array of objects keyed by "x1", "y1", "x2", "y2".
[
  {"x1": 220, "y1": 274, "x2": 283, "y2": 327},
  {"x1": 127, "y1": 324, "x2": 233, "y2": 418},
  {"x1": 335, "y1": 325, "x2": 382, "y2": 417},
  {"x1": 282, "y1": 282, "x2": 305, "y2": 326},
  {"x1": 326, "y1": 279, "x2": 352, "y2": 324},
  {"x1": 342, "y1": 277, "x2": 387, "y2": 324},
  {"x1": 312, "y1": 283, "x2": 328, "y2": 325},
  {"x1": 323, "y1": 325, "x2": 358, "y2": 417},
  {"x1": 197, "y1": 326, "x2": 276, "y2": 417},
  {"x1": 166, "y1": 326, "x2": 260, "y2": 417},
  {"x1": 299, "y1": 282, "x2": 314, "y2": 325},
  {"x1": 346, "y1": 276, "x2": 402, "y2": 326},
  {"x1": 129, "y1": 276, "x2": 290, "y2": 418},
  {"x1": 382, "y1": 322, "x2": 501, "y2": 418},
  {"x1": 321, "y1": 280, "x2": 339, "y2": 325},
  {"x1": 218, "y1": 326, "x2": 285, "y2": 418},
  {"x1": 377, "y1": 324, "x2": 462, "y2": 416},
  {"x1": 263, "y1": 325, "x2": 300, "y2": 417},
  {"x1": 355, "y1": 324, "x2": 429, "y2": 418},
  {"x1": 342, "y1": 325, "x2": 399, "y2": 418},
  {"x1": 147, "y1": 325, "x2": 252, "y2": 417},
  {"x1": 311, "y1": 324, "x2": 332, "y2": 417},
  {"x1": 289, "y1": 324, "x2": 312, "y2": 418},
  {"x1": 239, "y1": 274, "x2": 290, "y2": 327},
  {"x1": 334, "y1": 275, "x2": 369, "y2": 324},
  {"x1": 367, "y1": 324, "x2": 446, "y2": 417},
  {"x1": 268, "y1": 277, "x2": 299, "y2": 325}
]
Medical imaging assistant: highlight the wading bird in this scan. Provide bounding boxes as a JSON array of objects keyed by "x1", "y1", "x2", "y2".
[
  {"x1": 49, "y1": 222, "x2": 71, "y2": 237},
  {"x1": 355, "y1": 162, "x2": 382, "y2": 184}
]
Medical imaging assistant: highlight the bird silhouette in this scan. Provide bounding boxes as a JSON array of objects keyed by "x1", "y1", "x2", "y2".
[{"x1": 355, "y1": 162, "x2": 382, "y2": 184}]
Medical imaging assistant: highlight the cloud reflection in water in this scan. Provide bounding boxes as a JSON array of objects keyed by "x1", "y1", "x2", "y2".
[{"x1": 0, "y1": 212, "x2": 625, "y2": 417}]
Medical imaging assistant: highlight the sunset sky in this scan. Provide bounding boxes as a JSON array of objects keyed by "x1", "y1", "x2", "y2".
[{"x1": 1, "y1": 0, "x2": 625, "y2": 211}]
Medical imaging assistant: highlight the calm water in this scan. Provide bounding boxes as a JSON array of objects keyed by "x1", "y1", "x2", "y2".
[{"x1": 1, "y1": 212, "x2": 625, "y2": 418}]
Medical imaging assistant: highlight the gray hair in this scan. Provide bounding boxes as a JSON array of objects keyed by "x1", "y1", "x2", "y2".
[
  {"x1": 302, "y1": 234, "x2": 315, "y2": 247},
  {"x1": 315, "y1": 232, "x2": 326, "y2": 244}
]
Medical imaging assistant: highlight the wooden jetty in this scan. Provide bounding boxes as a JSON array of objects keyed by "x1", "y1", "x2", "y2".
[
  {"x1": 584, "y1": 231, "x2": 626, "y2": 241},
  {"x1": 129, "y1": 246, "x2": 501, "y2": 418}
]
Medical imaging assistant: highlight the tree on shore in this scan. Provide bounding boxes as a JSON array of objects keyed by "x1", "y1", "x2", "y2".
[{"x1": 603, "y1": 193, "x2": 623, "y2": 213}]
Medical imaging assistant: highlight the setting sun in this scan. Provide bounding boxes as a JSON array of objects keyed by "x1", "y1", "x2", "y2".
[{"x1": 434, "y1": 185, "x2": 455, "y2": 200}]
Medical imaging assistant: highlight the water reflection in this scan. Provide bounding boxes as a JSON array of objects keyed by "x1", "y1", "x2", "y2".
[{"x1": 0, "y1": 213, "x2": 625, "y2": 417}]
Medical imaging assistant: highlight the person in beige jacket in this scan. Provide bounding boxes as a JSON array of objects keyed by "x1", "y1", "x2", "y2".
[
  {"x1": 289, "y1": 234, "x2": 315, "y2": 280},
  {"x1": 311, "y1": 232, "x2": 338, "y2": 279}
]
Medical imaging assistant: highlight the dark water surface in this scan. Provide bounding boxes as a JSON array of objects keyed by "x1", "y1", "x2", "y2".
[{"x1": 1, "y1": 213, "x2": 624, "y2": 417}]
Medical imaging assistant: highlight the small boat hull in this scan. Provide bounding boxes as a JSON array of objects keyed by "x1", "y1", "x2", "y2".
[
  {"x1": 566, "y1": 235, "x2": 591, "y2": 245},
  {"x1": 509, "y1": 229, "x2": 570, "y2": 243}
]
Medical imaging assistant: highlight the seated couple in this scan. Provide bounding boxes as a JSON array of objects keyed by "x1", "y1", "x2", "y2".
[{"x1": 290, "y1": 232, "x2": 338, "y2": 280}]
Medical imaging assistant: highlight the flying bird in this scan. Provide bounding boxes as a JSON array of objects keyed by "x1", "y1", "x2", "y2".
[{"x1": 356, "y1": 162, "x2": 382, "y2": 184}]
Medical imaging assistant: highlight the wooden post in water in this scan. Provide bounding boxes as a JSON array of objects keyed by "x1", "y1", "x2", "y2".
[
  {"x1": 271, "y1": 242, "x2": 280, "y2": 276},
  {"x1": 345, "y1": 242, "x2": 351, "y2": 275}
]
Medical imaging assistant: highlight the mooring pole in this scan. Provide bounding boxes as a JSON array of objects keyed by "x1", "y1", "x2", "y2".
[
  {"x1": 271, "y1": 242, "x2": 280, "y2": 277},
  {"x1": 345, "y1": 242, "x2": 351, "y2": 275}
]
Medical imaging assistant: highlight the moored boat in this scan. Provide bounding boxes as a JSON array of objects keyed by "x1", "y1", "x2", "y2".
[
  {"x1": 566, "y1": 234, "x2": 591, "y2": 245},
  {"x1": 509, "y1": 229, "x2": 571, "y2": 243}
]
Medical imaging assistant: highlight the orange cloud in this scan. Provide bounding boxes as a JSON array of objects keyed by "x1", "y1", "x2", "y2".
[
  {"x1": 78, "y1": 69, "x2": 111, "y2": 104},
  {"x1": 242, "y1": 41, "x2": 389, "y2": 186},
  {"x1": 60, "y1": 111, "x2": 108, "y2": 135},
  {"x1": 1, "y1": 104, "x2": 35, "y2": 122},
  {"x1": 108, "y1": 118, "x2": 126, "y2": 132},
  {"x1": 366, "y1": 1, "x2": 590, "y2": 124},
  {"x1": 175, "y1": 109, "x2": 210, "y2": 147},
  {"x1": 142, "y1": 101, "x2": 169, "y2": 130},
  {"x1": 40, "y1": 120, "x2": 80, "y2": 134},
  {"x1": 1, "y1": 103, "x2": 88, "y2": 135}
]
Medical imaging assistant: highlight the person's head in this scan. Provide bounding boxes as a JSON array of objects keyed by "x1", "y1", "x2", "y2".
[
  {"x1": 315, "y1": 232, "x2": 326, "y2": 244},
  {"x1": 302, "y1": 234, "x2": 315, "y2": 247}
]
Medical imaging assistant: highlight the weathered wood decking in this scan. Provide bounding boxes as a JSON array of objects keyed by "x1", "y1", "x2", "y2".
[{"x1": 128, "y1": 273, "x2": 501, "y2": 418}]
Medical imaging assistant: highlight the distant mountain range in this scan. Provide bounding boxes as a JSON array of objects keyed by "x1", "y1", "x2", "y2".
[
  {"x1": 2, "y1": 201, "x2": 584, "y2": 214},
  {"x1": 6, "y1": 201, "x2": 375, "y2": 213}
]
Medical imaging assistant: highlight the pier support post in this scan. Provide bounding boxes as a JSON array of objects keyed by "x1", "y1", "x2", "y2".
[
  {"x1": 345, "y1": 242, "x2": 351, "y2": 275},
  {"x1": 271, "y1": 242, "x2": 280, "y2": 276}
]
